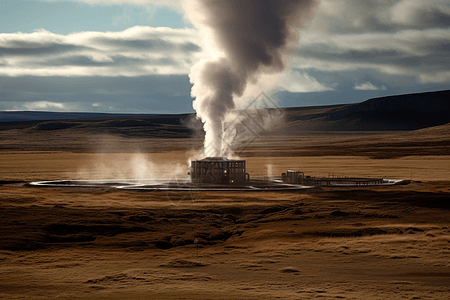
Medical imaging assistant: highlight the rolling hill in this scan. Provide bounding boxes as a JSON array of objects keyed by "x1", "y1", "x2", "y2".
[
  {"x1": 281, "y1": 90, "x2": 450, "y2": 132},
  {"x1": 1, "y1": 90, "x2": 449, "y2": 135},
  {"x1": 0, "y1": 90, "x2": 448, "y2": 157}
]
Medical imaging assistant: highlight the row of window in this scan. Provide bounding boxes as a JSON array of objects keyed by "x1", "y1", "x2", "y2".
[
  {"x1": 191, "y1": 162, "x2": 245, "y2": 168},
  {"x1": 192, "y1": 168, "x2": 245, "y2": 174}
]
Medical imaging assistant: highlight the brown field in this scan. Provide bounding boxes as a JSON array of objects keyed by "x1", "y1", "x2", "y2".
[{"x1": 1, "y1": 130, "x2": 450, "y2": 299}]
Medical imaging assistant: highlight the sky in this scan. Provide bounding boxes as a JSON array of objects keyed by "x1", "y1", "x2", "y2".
[{"x1": 0, "y1": 0, "x2": 449, "y2": 114}]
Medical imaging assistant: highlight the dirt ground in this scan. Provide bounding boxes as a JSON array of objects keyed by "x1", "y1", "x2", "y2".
[{"x1": 1, "y1": 147, "x2": 450, "y2": 299}]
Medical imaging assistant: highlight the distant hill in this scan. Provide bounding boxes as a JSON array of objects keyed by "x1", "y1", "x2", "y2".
[
  {"x1": 282, "y1": 90, "x2": 450, "y2": 132},
  {"x1": 0, "y1": 90, "x2": 448, "y2": 156},
  {"x1": 324, "y1": 90, "x2": 450, "y2": 130},
  {"x1": 0, "y1": 90, "x2": 449, "y2": 135}
]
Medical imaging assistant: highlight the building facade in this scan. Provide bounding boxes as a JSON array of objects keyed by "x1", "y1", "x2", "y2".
[{"x1": 190, "y1": 157, "x2": 248, "y2": 184}]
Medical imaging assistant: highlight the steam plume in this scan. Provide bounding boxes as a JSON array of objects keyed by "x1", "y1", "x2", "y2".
[{"x1": 186, "y1": 0, "x2": 318, "y2": 157}]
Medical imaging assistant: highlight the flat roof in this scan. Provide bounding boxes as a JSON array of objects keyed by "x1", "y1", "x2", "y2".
[{"x1": 194, "y1": 157, "x2": 245, "y2": 162}]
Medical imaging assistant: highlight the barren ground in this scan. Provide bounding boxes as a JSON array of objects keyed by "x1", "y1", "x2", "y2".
[{"x1": 1, "y1": 131, "x2": 450, "y2": 299}]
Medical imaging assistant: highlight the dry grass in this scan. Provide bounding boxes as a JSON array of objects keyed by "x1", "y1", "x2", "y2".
[{"x1": 1, "y1": 146, "x2": 450, "y2": 299}]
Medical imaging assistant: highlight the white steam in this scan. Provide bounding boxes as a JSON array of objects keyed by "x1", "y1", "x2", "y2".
[
  {"x1": 186, "y1": 0, "x2": 319, "y2": 157},
  {"x1": 76, "y1": 152, "x2": 188, "y2": 181}
]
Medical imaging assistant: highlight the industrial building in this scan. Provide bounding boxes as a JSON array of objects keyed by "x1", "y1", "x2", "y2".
[
  {"x1": 190, "y1": 157, "x2": 249, "y2": 185},
  {"x1": 282, "y1": 170, "x2": 385, "y2": 186},
  {"x1": 189, "y1": 159, "x2": 387, "y2": 187},
  {"x1": 32, "y1": 158, "x2": 401, "y2": 192}
]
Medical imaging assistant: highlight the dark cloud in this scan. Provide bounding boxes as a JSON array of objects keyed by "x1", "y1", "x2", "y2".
[
  {"x1": 0, "y1": 44, "x2": 85, "y2": 56},
  {"x1": 0, "y1": 1, "x2": 449, "y2": 114},
  {"x1": 37, "y1": 55, "x2": 178, "y2": 67},
  {"x1": 405, "y1": 6, "x2": 450, "y2": 29},
  {"x1": 95, "y1": 37, "x2": 201, "y2": 53},
  {"x1": 298, "y1": 45, "x2": 450, "y2": 74},
  {"x1": 298, "y1": 48, "x2": 402, "y2": 64},
  {"x1": 180, "y1": 42, "x2": 201, "y2": 52},
  {"x1": 0, "y1": 26, "x2": 200, "y2": 76},
  {"x1": 309, "y1": 0, "x2": 450, "y2": 34},
  {"x1": 293, "y1": 27, "x2": 450, "y2": 85}
]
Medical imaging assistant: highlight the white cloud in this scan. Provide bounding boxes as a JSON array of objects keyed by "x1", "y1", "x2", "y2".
[
  {"x1": 354, "y1": 82, "x2": 387, "y2": 91},
  {"x1": 282, "y1": 70, "x2": 334, "y2": 93},
  {"x1": 21, "y1": 101, "x2": 69, "y2": 111},
  {"x1": 0, "y1": 26, "x2": 202, "y2": 77}
]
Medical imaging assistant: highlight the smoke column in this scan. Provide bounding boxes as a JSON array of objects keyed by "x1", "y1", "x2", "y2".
[{"x1": 186, "y1": 0, "x2": 318, "y2": 157}]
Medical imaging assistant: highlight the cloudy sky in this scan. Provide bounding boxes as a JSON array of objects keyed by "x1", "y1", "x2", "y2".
[{"x1": 1, "y1": 0, "x2": 449, "y2": 113}]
